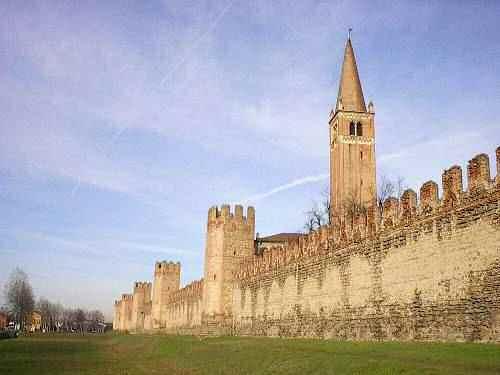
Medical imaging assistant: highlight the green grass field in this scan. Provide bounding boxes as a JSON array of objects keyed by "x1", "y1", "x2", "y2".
[{"x1": 1, "y1": 333, "x2": 499, "y2": 375}]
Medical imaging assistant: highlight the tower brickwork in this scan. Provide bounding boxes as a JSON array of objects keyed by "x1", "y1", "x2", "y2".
[
  {"x1": 202, "y1": 205, "x2": 255, "y2": 318},
  {"x1": 131, "y1": 281, "x2": 152, "y2": 331},
  {"x1": 151, "y1": 261, "x2": 180, "y2": 328},
  {"x1": 496, "y1": 146, "x2": 500, "y2": 185},
  {"x1": 330, "y1": 37, "x2": 376, "y2": 220},
  {"x1": 113, "y1": 300, "x2": 122, "y2": 330},
  {"x1": 119, "y1": 294, "x2": 133, "y2": 331}
]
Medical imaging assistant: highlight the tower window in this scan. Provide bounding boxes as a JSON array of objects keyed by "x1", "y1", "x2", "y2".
[
  {"x1": 360, "y1": 151, "x2": 363, "y2": 160},
  {"x1": 349, "y1": 121, "x2": 356, "y2": 136},
  {"x1": 356, "y1": 122, "x2": 363, "y2": 136}
]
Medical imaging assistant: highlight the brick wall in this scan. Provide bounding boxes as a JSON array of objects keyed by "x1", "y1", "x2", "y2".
[
  {"x1": 232, "y1": 149, "x2": 500, "y2": 342},
  {"x1": 165, "y1": 279, "x2": 203, "y2": 329},
  {"x1": 114, "y1": 148, "x2": 500, "y2": 342}
]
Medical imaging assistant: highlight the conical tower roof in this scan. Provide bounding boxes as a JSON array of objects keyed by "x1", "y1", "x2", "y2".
[{"x1": 335, "y1": 37, "x2": 366, "y2": 113}]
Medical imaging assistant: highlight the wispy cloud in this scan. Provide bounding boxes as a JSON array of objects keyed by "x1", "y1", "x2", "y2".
[
  {"x1": 241, "y1": 173, "x2": 328, "y2": 203},
  {"x1": 21, "y1": 231, "x2": 197, "y2": 261},
  {"x1": 379, "y1": 130, "x2": 483, "y2": 164}
]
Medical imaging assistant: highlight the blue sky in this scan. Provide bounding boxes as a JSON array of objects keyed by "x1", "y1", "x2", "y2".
[{"x1": 1, "y1": 1, "x2": 499, "y2": 320}]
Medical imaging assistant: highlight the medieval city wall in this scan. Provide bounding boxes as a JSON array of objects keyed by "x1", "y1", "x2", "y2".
[
  {"x1": 132, "y1": 282, "x2": 152, "y2": 331},
  {"x1": 114, "y1": 148, "x2": 500, "y2": 342},
  {"x1": 152, "y1": 261, "x2": 180, "y2": 329},
  {"x1": 165, "y1": 279, "x2": 204, "y2": 330},
  {"x1": 117, "y1": 294, "x2": 133, "y2": 331},
  {"x1": 203, "y1": 205, "x2": 255, "y2": 317},
  {"x1": 233, "y1": 149, "x2": 500, "y2": 341}
]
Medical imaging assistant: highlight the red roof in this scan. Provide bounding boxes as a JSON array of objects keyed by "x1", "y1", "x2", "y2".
[{"x1": 257, "y1": 233, "x2": 304, "y2": 243}]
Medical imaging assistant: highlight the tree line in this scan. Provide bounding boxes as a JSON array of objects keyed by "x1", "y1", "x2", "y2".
[{"x1": 1, "y1": 267, "x2": 105, "y2": 333}]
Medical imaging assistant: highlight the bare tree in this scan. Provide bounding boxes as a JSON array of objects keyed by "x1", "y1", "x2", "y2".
[
  {"x1": 37, "y1": 298, "x2": 52, "y2": 332},
  {"x1": 377, "y1": 175, "x2": 406, "y2": 216},
  {"x1": 4, "y1": 268, "x2": 35, "y2": 331},
  {"x1": 36, "y1": 298, "x2": 64, "y2": 332},
  {"x1": 87, "y1": 310, "x2": 104, "y2": 324},
  {"x1": 304, "y1": 210, "x2": 317, "y2": 233},
  {"x1": 395, "y1": 176, "x2": 407, "y2": 216},
  {"x1": 342, "y1": 192, "x2": 368, "y2": 227},
  {"x1": 75, "y1": 308, "x2": 86, "y2": 333},
  {"x1": 87, "y1": 310, "x2": 105, "y2": 332},
  {"x1": 304, "y1": 186, "x2": 332, "y2": 233},
  {"x1": 52, "y1": 303, "x2": 64, "y2": 332},
  {"x1": 377, "y1": 175, "x2": 395, "y2": 209},
  {"x1": 321, "y1": 187, "x2": 332, "y2": 225},
  {"x1": 62, "y1": 308, "x2": 75, "y2": 332}
]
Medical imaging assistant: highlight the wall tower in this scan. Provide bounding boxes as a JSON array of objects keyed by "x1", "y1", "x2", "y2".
[
  {"x1": 119, "y1": 294, "x2": 133, "y2": 331},
  {"x1": 131, "y1": 281, "x2": 152, "y2": 331},
  {"x1": 329, "y1": 35, "x2": 377, "y2": 219},
  {"x1": 151, "y1": 261, "x2": 180, "y2": 328},
  {"x1": 202, "y1": 205, "x2": 255, "y2": 319}
]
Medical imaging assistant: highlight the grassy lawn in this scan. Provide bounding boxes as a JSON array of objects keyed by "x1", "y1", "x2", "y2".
[{"x1": 1, "y1": 333, "x2": 499, "y2": 375}]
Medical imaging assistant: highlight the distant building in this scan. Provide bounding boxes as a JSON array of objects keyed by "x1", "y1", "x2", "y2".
[
  {"x1": 255, "y1": 232, "x2": 304, "y2": 255},
  {"x1": 30, "y1": 311, "x2": 42, "y2": 332},
  {"x1": 0, "y1": 311, "x2": 7, "y2": 330}
]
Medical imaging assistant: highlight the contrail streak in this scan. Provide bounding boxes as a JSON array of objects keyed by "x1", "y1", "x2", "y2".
[
  {"x1": 242, "y1": 173, "x2": 328, "y2": 203},
  {"x1": 160, "y1": 0, "x2": 235, "y2": 86},
  {"x1": 69, "y1": 1, "x2": 235, "y2": 198}
]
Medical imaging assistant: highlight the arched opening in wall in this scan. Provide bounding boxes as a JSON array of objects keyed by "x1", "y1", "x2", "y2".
[
  {"x1": 214, "y1": 274, "x2": 216, "y2": 281},
  {"x1": 349, "y1": 121, "x2": 356, "y2": 136},
  {"x1": 356, "y1": 122, "x2": 363, "y2": 136}
]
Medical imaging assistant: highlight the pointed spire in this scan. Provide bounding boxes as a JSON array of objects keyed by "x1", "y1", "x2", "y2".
[{"x1": 335, "y1": 34, "x2": 366, "y2": 113}]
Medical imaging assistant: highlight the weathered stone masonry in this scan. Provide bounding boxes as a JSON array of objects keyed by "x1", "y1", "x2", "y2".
[
  {"x1": 233, "y1": 156, "x2": 500, "y2": 341},
  {"x1": 113, "y1": 36, "x2": 500, "y2": 342}
]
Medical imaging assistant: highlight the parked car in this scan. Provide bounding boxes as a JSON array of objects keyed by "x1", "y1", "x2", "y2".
[{"x1": 0, "y1": 323, "x2": 20, "y2": 339}]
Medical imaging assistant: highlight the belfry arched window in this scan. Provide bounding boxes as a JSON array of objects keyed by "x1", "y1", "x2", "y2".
[
  {"x1": 356, "y1": 122, "x2": 363, "y2": 136},
  {"x1": 349, "y1": 121, "x2": 356, "y2": 136}
]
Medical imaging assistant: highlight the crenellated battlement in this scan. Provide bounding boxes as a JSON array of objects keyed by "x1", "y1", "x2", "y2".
[
  {"x1": 121, "y1": 294, "x2": 133, "y2": 301},
  {"x1": 203, "y1": 204, "x2": 256, "y2": 317},
  {"x1": 154, "y1": 261, "x2": 181, "y2": 275},
  {"x1": 378, "y1": 147, "x2": 499, "y2": 228},
  {"x1": 134, "y1": 281, "x2": 152, "y2": 291},
  {"x1": 235, "y1": 146, "x2": 500, "y2": 282},
  {"x1": 468, "y1": 153, "x2": 491, "y2": 192},
  {"x1": 168, "y1": 278, "x2": 204, "y2": 304},
  {"x1": 496, "y1": 146, "x2": 500, "y2": 184},
  {"x1": 207, "y1": 204, "x2": 255, "y2": 229}
]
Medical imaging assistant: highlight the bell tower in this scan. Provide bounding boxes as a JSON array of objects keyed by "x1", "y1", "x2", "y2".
[{"x1": 329, "y1": 34, "x2": 377, "y2": 220}]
